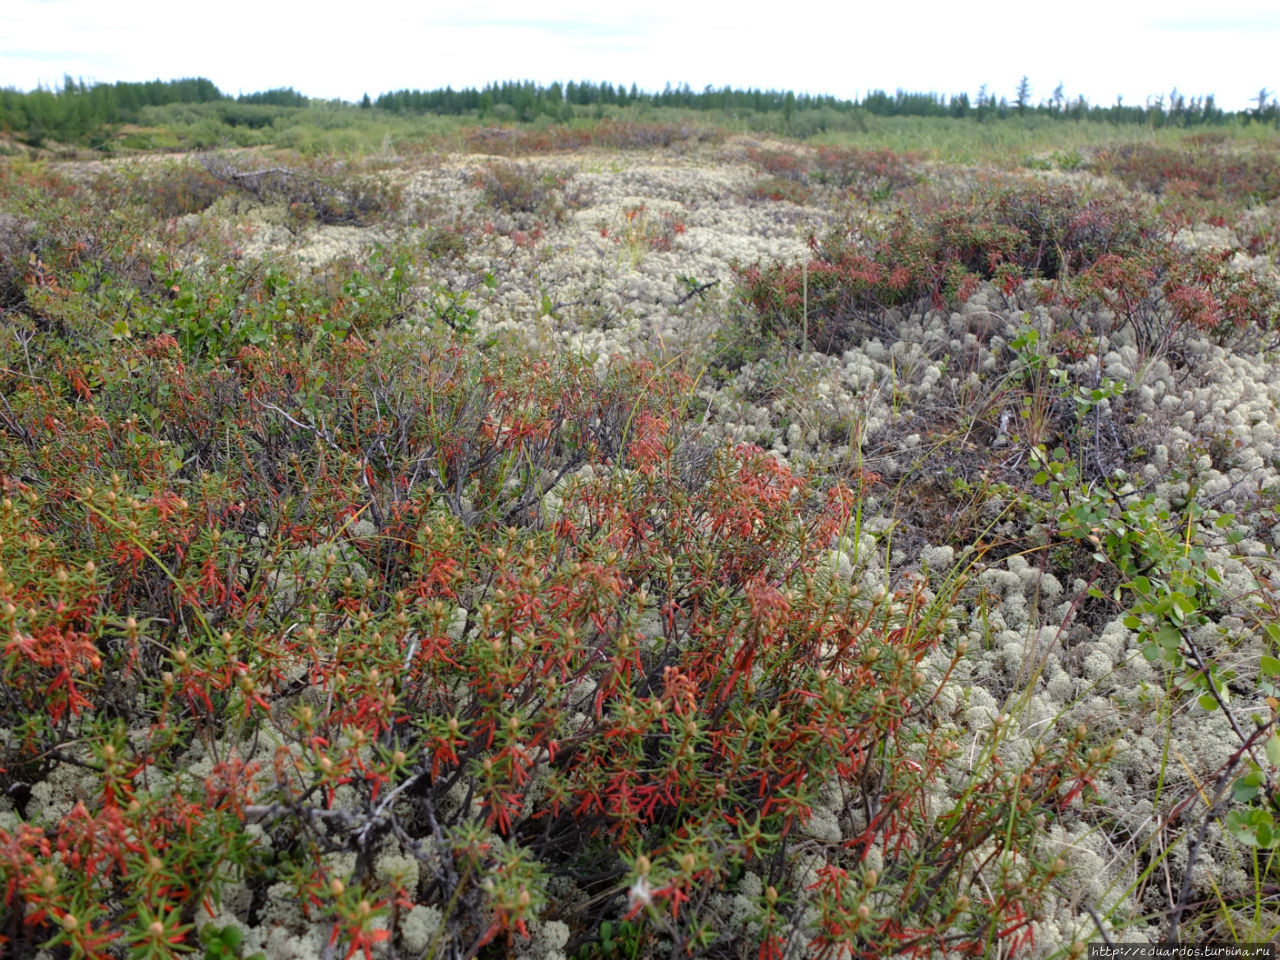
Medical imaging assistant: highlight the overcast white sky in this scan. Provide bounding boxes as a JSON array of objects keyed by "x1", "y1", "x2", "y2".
[{"x1": 2, "y1": 0, "x2": 1276, "y2": 112}]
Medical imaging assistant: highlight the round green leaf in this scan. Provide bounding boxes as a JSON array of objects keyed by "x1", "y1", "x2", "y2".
[{"x1": 1266, "y1": 733, "x2": 1280, "y2": 768}]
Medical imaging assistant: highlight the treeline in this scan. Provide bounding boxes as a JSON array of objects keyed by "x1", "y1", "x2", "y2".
[
  {"x1": 0, "y1": 78, "x2": 330, "y2": 145},
  {"x1": 1, "y1": 75, "x2": 1276, "y2": 148},
  {"x1": 374, "y1": 78, "x2": 1274, "y2": 128},
  {"x1": 0, "y1": 77, "x2": 223, "y2": 144},
  {"x1": 861, "y1": 83, "x2": 1244, "y2": 127},
  {"x1": 236, "y1": 87, "x2": 308, "y2": 108},
  {"x1": 372, "y1": 80, "x2": 861, "y2": 122}
]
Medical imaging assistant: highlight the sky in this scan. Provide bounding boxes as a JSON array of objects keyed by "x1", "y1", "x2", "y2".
[{"x1": 1, "y1": 0, "x2": 1276, "y2": 113}]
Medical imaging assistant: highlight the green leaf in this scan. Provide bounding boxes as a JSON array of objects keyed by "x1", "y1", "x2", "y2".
[
  {"x1": 1261, "y1": 655, "x2": 1280, "y2": 677},
  {"x1": 1129, "y1": 576, "x2": 1151, "y2": 595},
  {"x1": 1266, "y1": 733, "x2": 1280, "y2": 768},
  {"x1": 1258, "y1": 820, "x2": 1275, "y2": 848},
  {"x1": 1234, "y1": 775, "x2": 1262, "y2": 803},
  {"x1": 1226, "y1": 810, "x2": 1255, "y2": 845},
  {"x1": 1198, "y1": 693, "x2": 1219, "y2": 712}
]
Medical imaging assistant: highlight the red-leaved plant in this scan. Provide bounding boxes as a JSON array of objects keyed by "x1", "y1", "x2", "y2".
[{"x1": 0, "y1": 152, "x2": 1111, "y2": 960}]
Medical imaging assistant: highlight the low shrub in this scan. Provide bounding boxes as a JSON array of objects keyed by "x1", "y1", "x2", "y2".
[
  {"x1": 600, "y1": 204, "x2": 687, "y2": 261},
  {"x1": 91, "y1": 160, "x2": 236, "y2": 219},
  {"x1": 1057, "y1": 243, "x2": 1280, "y2": 354},
  {"x1": 472, "y1": 160, "x2": 583, "y2": 225},
  {"x1": 744, "y1": 147, "x2": 807, "y2": 181},
  {"x1": 0, "y1": 159, "x2": 1108, "y2": 959},
  {"x1": 463, "y1": 120, "x2": 722, "y2": 157},
  {"x1": 1093, "y1": 142, "x2": 1280, "y2": 221},
  {"x1": 745, "y1": 176, "x2": 811, "y2": 204},
  {"x1": 198, "y1": 152, "x2": 401, "y2": 227},
  {"x1": 743, "y1": 145, "x2": 918, "y2": 202},
  {"x1": 736, "y1": 178, "x2": 1162, "y2": 354},
  {"x1": 811, "y1": 145, "x2": 919, "y2": 200}
]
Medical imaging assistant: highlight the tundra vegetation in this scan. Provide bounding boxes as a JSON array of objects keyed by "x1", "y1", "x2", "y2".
[{"x1": 2, "y1": 79, "x2": 1280, "y2": 960}]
